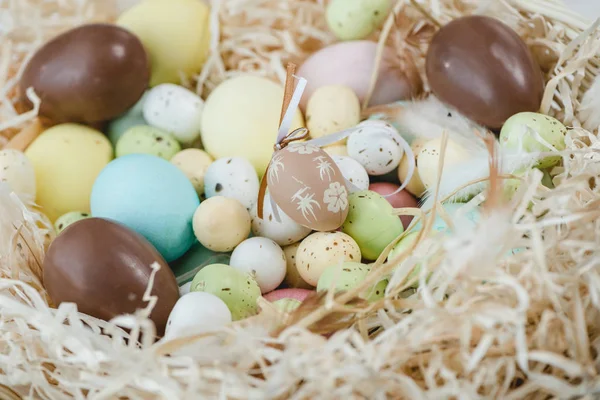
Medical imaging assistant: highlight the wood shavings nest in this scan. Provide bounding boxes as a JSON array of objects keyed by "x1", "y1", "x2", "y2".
[{"x1": 2, "y1": 0, "x2": 600, "y2": 398}]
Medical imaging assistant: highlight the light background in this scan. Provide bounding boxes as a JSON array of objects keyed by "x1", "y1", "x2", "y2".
[{"x1": 565, "y1": 0, "x2": 600, "y2": 20}]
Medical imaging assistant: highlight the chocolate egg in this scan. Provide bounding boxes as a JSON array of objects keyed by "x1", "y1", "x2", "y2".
[
  {"x1": 43, "y1": 218, "x2": 179, "y2": 335},
  {"x1": 20, "y1": 24, "x2": 150, "y2": 124},
  {"x1": 426, "y1": 16, "x2": 544, "y2": 129},
  {"x1": 266, "y1": 143, "x2": 349, "y2": 231}
]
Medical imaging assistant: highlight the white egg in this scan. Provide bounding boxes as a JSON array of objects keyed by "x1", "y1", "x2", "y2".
[
  {"x1": 164, "y1": 292, "x2": 232, "y2": 341},
  {"x1": 347, "y1": 120, "x2": 404, "y2": 175},
  {"x1": 229, "y1": 237, "x2": 286, "y2": 293},
  {"x1": 0, "y1": 149, "x2": 36, "y2": 200},
  {"x1": 204, "y1": 157, "x2": 260, "y2": 211},
  {"x1": 179, "y1": 281, "x2": 192, "y2": 296},
  {"x1": 250, "y1": 193, "x2": 312, "y2": 246},
  {"x1": 417, "y1": 137, "x2": 469, "y2": 189},
  {"x1": 143, "y1": 83, "x2": 204, "y2": 144},
  {"x1": 332, "y1": 155, "x2": 369, "y2": 193}
]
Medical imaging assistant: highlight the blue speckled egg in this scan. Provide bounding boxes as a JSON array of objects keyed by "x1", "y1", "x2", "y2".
[{"x1": 91, "y1": 154, "x2": 200, "y2": 262}]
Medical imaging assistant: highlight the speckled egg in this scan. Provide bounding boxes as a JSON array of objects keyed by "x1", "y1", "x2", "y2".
[
  {"x1": 204, "y1": 157, "x2": 260, "y2": 211},
  {"x1": 107, "y1": 91, "x2": 148, "y2": 146},
  {"x1": 116, "y1": 125, "x2": 181, "y2": 160},
  {"x1": 317, "y1": 262, "x2": 388, "y2": 302},
  {"x1": 418, "y1": 137, "x2": 469, "y2": 189},
  {"x1": 267, "y1": 143, "x2": 349, "y2": 232},
  {"x1": 54, "y1": 211, "x2": 90, "y2": 234},
  {"x1": 306, "y1": 85, "x2": 360, "y2": 139},
  {"x1": 143, "y1": 83, "x2": 204, "y2": 144},
  {"x1": 347, "y1": 121, "x2": 404, "y2": 175},
  {"x1": 170, "y1": 149, "x2": 213, "y2": 196},
  {"x1": 282, "y1": 242, "x2": 313, "y2": 289},
  {"x1": 326, "y1": 0, "x2": 392, "y2": 41},
  {"x1": 296, "y1": 231, "x2": 361, "y2": 286},
  {"x1": 229, "y1": 237, "x2": 287, "y2": 293},
  {"x1": 332, "y1": 155, "x2": 370, "y2": 193},
  {"x1": 193, "y1": 196, "x2": 251, "y2": 252},
  {"x1": 250, "y1": 193, "x2": 311, "y2": 246},
  {"x1": 0, "y1": 149, "x2": 36, "y2": 200},
  {"x1": 397, "y1": 138, "x2": 427, "y2": 197}
]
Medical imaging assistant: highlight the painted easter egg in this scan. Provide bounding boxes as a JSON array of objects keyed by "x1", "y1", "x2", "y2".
[
  {"x1": 266, "y1": 142, "x2": 349, "y2": 232},
  {"x1": 250, "y1": 193, "x2": 311, "y2": 246}
]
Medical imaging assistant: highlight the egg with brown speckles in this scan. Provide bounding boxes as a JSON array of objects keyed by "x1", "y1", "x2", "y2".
[{"x1": 347, "y1": 120, "x2": 404, "y2": 175}]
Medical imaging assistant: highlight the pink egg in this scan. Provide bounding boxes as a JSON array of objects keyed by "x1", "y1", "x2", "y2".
[
  {"x1": 369, "y1": 182, "x2": 418, "y2": 229},
  {"x1": 263, "y1": 288, "x2": 314, "y2": 303}
]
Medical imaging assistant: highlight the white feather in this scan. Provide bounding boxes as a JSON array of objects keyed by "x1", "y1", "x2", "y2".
[{"x1": 579, "y1": 75, "x2": 600, "y2": 132}]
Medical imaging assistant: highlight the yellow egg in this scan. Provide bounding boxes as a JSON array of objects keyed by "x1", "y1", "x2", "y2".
[
  {"x1": 398, "y1": 138, "x2": 427, "y2": 197},
  {"x1": 171, "y1": 148, "x2": 214, "y2": 196},
  {"x1": 283, "y1": 243, "x2": 313, "y2": 289},
  {"x1": 323, "y1": 143, "x2": 348, "y2": 157},
  {"x1": 306, "y1": 85, "x2": 360, "y2": 139},
  {"x1": 25, "y1": 124, "x2": 113, "y2": 222},
  {"x1": 117, "y1": 0, "x2": 210, "y2": 86},
  {"x1": 200, "y1": 75, "x2": 305, "y2": 175},
  {"x1": 418, "y1": 137, "x2": 469, "y2": 190}
]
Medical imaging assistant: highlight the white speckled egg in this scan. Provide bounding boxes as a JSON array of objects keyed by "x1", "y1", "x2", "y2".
[
  {"x1": 143, "y1": 83, "x2": 204, "y2": 144},
  {"x1": 193, "y1": 196, "x2": 251, "y2": 252},
  {"x1": 171, "y1": 148, "x2": 214, "y2": 196},
  {"x1": 229, "y1": 237, "x2": 287, "y2": 293},
  {"x1": 306, "y1": 85, "x2": 360, "y2": 139},
  {"x1": 418, "y1": 137, "x2": 469, "y2": 189},
  {"x1": 296, "y1": 231, "x2": 361, "y2": 286},
  {"x1": 204, "y1": 157, "x2": 260, "y2": 211},
  {"x1": 283, "y1": 242, "x2": 313, "y2": 289},
  {"x1": 0, "y1": 149, "x2": 36, "y2": 200},
  {"x1": 165, "y1": 292, "x2": 232, "y2": 341},
  {"x1": 347, "y1": 120, "x2": 404, "y2": 175},
  {"x1": 250, "y1": 192, "x2": 311, "y2": 246},
  {"x1": 332, "y1": 155, "x2": 369, "y2": 193}
]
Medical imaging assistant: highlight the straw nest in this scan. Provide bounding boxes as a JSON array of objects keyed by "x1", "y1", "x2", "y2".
[{"x1": 2, "y1": 0, "x2": 600, "y2": 398}]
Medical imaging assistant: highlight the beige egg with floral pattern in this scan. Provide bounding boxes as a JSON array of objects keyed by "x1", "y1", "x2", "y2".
[{"x1": 266, "y1": 142, "x2": 349, "y2": 232}]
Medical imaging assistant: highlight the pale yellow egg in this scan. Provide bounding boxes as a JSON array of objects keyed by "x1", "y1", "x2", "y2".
[
  {"x1": 398, "y1": 138, "x2": 427, "y2": 197},
  {"x1": 417, "y1": 137, "x2": 469, "y2": 190},
  {"x1": 192, "y1": 196, "x2": 251, "y2": 252},
  {"x1": 323, "y1": 143, "x2": 349, "y2": 157},
  {"x1": 306, "y1": 85, "x2": 360, "y2": 139},
  {"x1": 171, "y1": 149, "x2": 214, "y2": 196},
  {"x1": 283, "y1": 242, "x2": 313, "y2": 289}
]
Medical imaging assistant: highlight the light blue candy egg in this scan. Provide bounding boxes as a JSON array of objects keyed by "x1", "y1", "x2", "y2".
[
  {"x1": 410, "y1": 203, "x2": 481, "y2": 234},
  {"x1": 91, "y1": 154, "x2": 200, "y2": 262}
]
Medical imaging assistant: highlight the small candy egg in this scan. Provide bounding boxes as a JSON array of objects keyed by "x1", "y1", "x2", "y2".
[
  {"x1": 387, "y1": 232, "x2": 424, "y2": 288},
  {"x1": 250, "y1": 193, "x2": 312, "y2": 246},
  {"x1": 273, "y1": 298, "x2": 302, "y2": 313},
  {"x1": 499, "y1": 112, "x2": 567, "y2": 168},
  {"x1": 347, "y1": 121, "x2": 404, "y2": 175},
  {"x1": 107, "y1": 91, "x2": 148, "y2": 146},
  {"x1": 54, "y1": 211, "x2": 90, "y2": 234},
  {"x1": 369, "y1": 182, "x2": 418, "y2": 229},
  {"x1": 417, "y1": 137, "x2": 469, "y2": 189},
  {"x1": 341, "y1": 190, "x2": 404, "y2": 260},
  {"x1": 91, "y1": 154, "x2": 199, "y2": 262},
  {"x1": 143, "y1": 83, "x2": 204, "y2": 144},
  {"x1": 317, "y1": 262, "x2": 388, "y2": 302},
  {"x1": 324, "y1": 144, "x2": 348, "y2": 157},
  {"x1": 171, "y1": 149, "x2": 214, "y2": 196},
  {"x1": 282, "y1": 243, "x2": 313, "y2": 289},
  {"x1": 204, "y1": 157, "x2": 260, "y2": 211},
  {"x1": 165, "y1": 292, "x2": 232, "y2": 340},
  {"x1": 332, "y1": 155, "x2": 370, "y2": 193},
  {"x1": 117, "y1": 0, "x2": 210, "y2": 86},
  {"x1": 170, "y1": 242, "x2": 231, "y2": 286},
  {"x1": 397, "y1": 138, "x2": 427, "y2": 197},
  {"x1": 326, "y1": 0, "x2": 391, "y2": 41},
  {"x1": 0, "y1": 149, "x2": 36, "y2": 200},
  {"x1": 25, "y1": 123, "x2": 113, "y2": 222},
  {"x1": 296, "y1": 232, "x2": 361, "y2": 286},
  {"x1": 306, "y1": 85, "x2": 360, "y2": 139},
  {"x1": 116, "y1": 125, "x2": 181, "y2": 160},
  {"x1": 229, "y1": 237, "x2": 286, "y2": 293},
  {"x1": 190, "y1": 263, "x2": 261, "y2": 321},
  {"x1": 263, "y1": 288, "x2": 314, "y2": 302},
  {"x1": 193, "y1": 196, "x2": 251, "y2": 252}
]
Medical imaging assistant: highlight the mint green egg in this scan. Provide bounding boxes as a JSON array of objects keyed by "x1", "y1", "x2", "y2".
[
  {"x1": 503, "y1": 168, "x2": 552, "y2": 202},
  {"x1": 500, "y1": 112, "x2": 567, "y2": 168},
  {"x1": 116, "y1": 125, "x2": 181, "y2": 160},
  {"x1": 190, "y1": 263, "x2": 261, "y2": 321},
  {"x1": 54, "y1": 211, "x2": 90, "y2": 234},
  {"x1": 317, "y1": 261, "x2": 387, "y2": 302},
  {"x1": 342, "y1": 190, "x2": 404, "y2": 260},
  {"x1": 107, "y1": 92, "x2": 148, "y2": 146},
  {"x1": 387, "y1": 232, "x2": 423, "y2": 287},
  {"x1": 326, "y1": 0, "x2": 391, "y2": 41},
  {"x1": 273, "y1": 298, "x2": 302, "y2": 313}
]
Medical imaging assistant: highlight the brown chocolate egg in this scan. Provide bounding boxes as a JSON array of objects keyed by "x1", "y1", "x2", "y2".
[
  {"x1": 267, "y1": 143, "x2": 349, "y2": 231},
  {"x1": 43, "y1": 218, "x2": 179, "y2": 335},
  {"x1": 20, "y1": 24, "x2": 150, "y2": 124},
  {"x1": 426, "y1": 16, "x2": 544, "y2": 129}
]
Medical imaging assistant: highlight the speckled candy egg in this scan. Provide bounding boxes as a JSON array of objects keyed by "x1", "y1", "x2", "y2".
[
  {"x1": 398, "y1": 138, "x2": 427, "y2": 197},
  {"x1": 317, "y1": 262, "x2": 387, "y2": 302},
  {"x1": 417, "y1": 137, "x2": 469, "y2": 189},
  {"x1": 107, "y1": 91, "x2": 148, "y2": 146},
  {"x1": 171, "y1": 149, "x2": 213, "y2": 196},
  {"x1": 306, "y1": 85, "x2": 360, "y2": 139},
  {"x1": 229, "y1": 237, "x2": 286, "y2": 293},
  {"x1": 250, "y1": 193, "x2": 311, "y2": 246},
  {"x1": 0, "y1": 149, "x2": 36, "y2": 200},
  {"x1": 347, "y1": 121, "x2": 404, "y2": 175},
  {"x1": 54, "y1": 211, "x2": 90, "y2": 234},
  {"x1": 267, "y1": 143, "x2": 349, "y2": 232},
  {"x1": 326, "y1": 0, "x2": 392, "y2": 41},
  {"x1": 143, "y1": 83, "x2": 204, "y2": 144},
  {"x1": 116, "y1": 125, "x2": 181, "y2": 160},
  {"x1": 341, "y1": 190, "x2": 404, "y2": 260},
  {"x1": 332, "y1": 155, "x2": 370, "y2": 193},
  {"x1": 282, "y1": 243, "x2": 313, "y2": 289},
  {"x1": 193, "y1": 196, "x2": 251, "y2": 252},
  {"x1": 204, "y1": 157, "x2": 259, "y2": 211},
  {"x1": 296, "y1": 231, "x2": 361, "y2": 286}
]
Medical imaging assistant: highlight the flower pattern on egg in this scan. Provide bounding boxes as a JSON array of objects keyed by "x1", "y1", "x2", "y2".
[
  {"x1": 323, "y1": 182, "x2": 348, "y2": 213},
  {"x1": 287, "y1": 143, "x2": 320, "y2": 154}
]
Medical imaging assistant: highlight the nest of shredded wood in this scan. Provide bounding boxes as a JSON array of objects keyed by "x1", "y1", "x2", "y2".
[{"x1": 2, "y1": 0, "x2": 600, "y2": 398}]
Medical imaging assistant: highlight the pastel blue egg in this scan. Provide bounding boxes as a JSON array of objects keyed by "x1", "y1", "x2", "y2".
[
  {"x1": 410, "y1": 203, "x2": 481, "y2": 234},
  {"x1": 91, "y1": 154, "x2": 199, "y2": 262}
]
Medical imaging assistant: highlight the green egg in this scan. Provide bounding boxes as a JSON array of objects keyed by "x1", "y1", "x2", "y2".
[
  {"x1": 190, "y1": 263, "x2": 261, "y2": 321},
  {"x1": 54, "y1": 211, "x2": 90, "y2": 234},
  {"x1": 107, "y1": 92, "x2": 148, "y2": 146},
  {"x1": 116, "y1": 125, "x2": 181, "y2": 160},
  {"x1": 500, "y1": 112, "x2": 567, "y2": 168},
  {"x1": 316, "y1": 261, "x2": 387, "y2": 302},
  {"x1": 326, "y1": 0, "x2": 392, "y2": 41},
  {"x1": 341, "y1": 190, "x2": 404, "y2": 260},
  {"x1": 503, "y1": 168, "x2": 552, "y2": 203},
  {"x1": 388, "y1": 232, "x2": 427, "y2": 288},
  {"x1": 273, "y1": 298, "x2": 302, "y2": 313}
]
